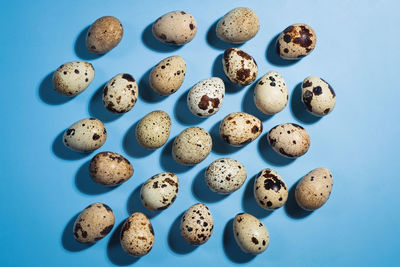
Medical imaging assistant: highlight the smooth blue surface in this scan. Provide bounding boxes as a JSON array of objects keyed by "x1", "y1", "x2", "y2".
[{"x1": 1, "y1": 0, "x2": 399, "y2": 266}]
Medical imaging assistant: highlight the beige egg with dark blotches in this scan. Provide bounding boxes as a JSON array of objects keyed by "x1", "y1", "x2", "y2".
[
  {"x1": 254, "y1": 169, "x2": 288, "y2": 210},
  {"x1": 233, "y1": 213, "x2": 269, "y2": 254},
  {"x1": 267, "y1": 123, "x2": 310, "y2": 158},
  {"x1": 216, "y1": 7, "x2": 259, "y2": 43},
  {"x1": 172, "y1": 127, "x2": 212, "y2": 165},
  {"x1": 220, "y1": 112, "x2": 262, "y2": 146},
  {"x1": 89, "y1": 152, "x2": 133, "y2": 186},
  {"x1": 277, "y1": 23, "x2": 316, "y2": 60},
  {"x1": 296, "y1": 168, "x2": 333, "y2": 211},
  {"x1": 73, "y1": 203, "x2": 115, "y2": 243},
  {"x1": 86, "y1": 16, "x2": 123, "y2": 54},
  {"x1": 103, "y1": 73, "x2": 138, "y2": 113},
  {"x1": 52, "y1": 61, "x2": 94, "y2": 96},
  {"x1": 302, "y1": 76, "x2": 336, "y2": 116},
  {"x1": 140, "y1": 172, "x2": 179, "y2": 211},
  {"x1": 150, "y1": 56, "x2": 186, "y2": 95},
  {"x1": 180, "y1": 203, "x2": 213, "y2": 245},
  {"x1": 120, "y1": 212, "x2": 155, "y2": 257},
  {"x1": 152, "y1": 11, "x2": 197, "y2": 45},
  {"x1": 222, "y1": 48, "x2": 258, "y2": 85},
  {"x1": 63, "y1": 118, "x2": 107, "y2": 153},
  {"x1": 136, "y1": 110, "x2": 171, "y2": 149}
]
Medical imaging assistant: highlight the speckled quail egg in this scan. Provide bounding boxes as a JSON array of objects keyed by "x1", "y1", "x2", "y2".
[
  {"x1": 103, "y1": 73, "x2": 138, "y2": 113},
  {"x1": 52, "y1": 61, "x2": 94, "y2": 96},
  {"x1": 150, "y1": 56, "x2": 186, "y2": 95},
  {"x1": 302, "y1": 76, "x2": 336, "y2": 116},
  {"x1": 172, "y1": 127, "x2": 212, "y2": 165},
  {"x1": 205, "y1": 158, "x2": 247, "y2": 194},
  {"x1": 233, "y1": 213, "x2": 269, "y2": 254},
  {"x1": 254, "y1": 71, "x2": 288, "y2": 114},
  {"x1": 73, "y1": 203, "x2": 115, "y2": 243},
  {"x1": 136, "y1": 110, "x2": 171, "y2": 149},
  {"x1": 267, "y1": 123, "x2": 310, "y2": 158},
  {"x1": 86, "y1": 16, "x2": 123, "y2": 54},
  {"x1": 222, "y1": 48, "x2": 258, "y2": 85},
  {"x1": 140, "y1": 172, "x2": 179, "y2": 211},
  {"x1": 277, "y1": 23, "x2": 316, "y2": 59},
  {"x1": 296, "y1": 168, "x2": 333, "y2": 211},
  {"x1": 220, "y1": 112, "x2": 262, "y2": 146},
  {"x1": 216, "y1": 7, "x2": 259, "y2": 43},
  {"x1": 152, "y1": 11, "x2": 197, "y2": 45},
  {"x1": 254, "y1": 169, "x2": 288, "y2": 210},
  {"x1": 63, "y1": 118, "x2": 107, "y2": 153},
  {"x1": 187, "y1": 77, "x2": 225, "y2": 117},
  {"x1": 120, "y1": 212, "x2": 154, "y2": 257},
  {"x1": 89, "y1": 152, "x2": 133, "y2": 186},
  {"x1": 180, "y1": 203, "x2": 213, "y2": 245}
]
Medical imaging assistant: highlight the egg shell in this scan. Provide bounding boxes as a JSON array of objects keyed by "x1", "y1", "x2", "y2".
[
  {"x1": 136, "y1": 110, "x2": 171, "y2": 149},
  {"x1": 86, "y1": 16, "x2": 123, "y2": 54},
  {"x1": 220, "y1": 112, "x2": 262, "y2": 146},
  {"x1": 103, "y1": 73, "x2": 138, "y2": 113},
  {"x1": 150, "y1": 56, "x2": 186, "y2": 95},
  {"x1": 152, "y1": 11, "x2": 197, "y2": 45},
  {"x1": 254, "y1": 169, "x2": 288, "y2": 210},
  {"x1": 187, "y1": 77, "x2": 225, "y2": 117},
  {"x1": 180, "y1": 203, "x2": 213, "y2": 245},
  {"x1": 222, "y1": 48, "x2": 258, "y2": 85},
  {"x1": 89, "y1": 152, "x2": 133, "y2": 186},
  {"x1": 233, "y1": 213, "x2": 269, "y2": 254},
  {"x1": 63, "y1": 118, "x2": 107, "y2": 153},
  {"x1": 52, "y1": 61, "x2": 94, "y2": 96},
  {"x1": 73, "y1": 203, "x2": 115, "y2": 243},
  {"x1": 267, "y1": 123, "x2": 310, "y2": 158},
  {"x1": 277, "y1": 23, "x2": 316, "y2": 60},
  {"x1": 216, "y1": 7, "x2": 259, "y2": 43},
  {"x1": 254, "y1": 71, "x2": 289, "y2": 114},
  {"x1": 140, "y1": 172, "x2": 179, "y2": 211},
  {"x1": 295, "y1": 168, "x2": 333, "y2": 211},
  {"x1": 172, "y1": 127, "x2": 212, "y2": 165},
  {"x1": 302, "y1": 76, "x2": 336, "y2": 116},
  {"x1": 205, "y1": 158, "x2": 247, "y2": 194}
]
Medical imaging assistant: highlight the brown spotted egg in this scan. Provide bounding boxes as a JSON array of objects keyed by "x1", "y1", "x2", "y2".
[
  {"x1": 254, "y1": 169, "x2": 288, "y2": 210},
  {"x1": 220, "y1": 112, "x2": 262, "y2": 146},
  {"x1": 53, "y1": 61, "x2": 94, "y2": 96},
  {"x1": 180, "y1": 203, "x2": 213, "y2": 245},
  {"x1": 103, "y1": 73, "x2": 138, "y2": 113},
  {"x1": 277, "y1": 23, "x2": 316, "y2": 59},
  {"x1": 140, "y1": 172, "x2": 179, "y2": 211},
  {"x1": 86, "y1": 16, "x2": 123, "y2": 54},
  {"x1": 187, "y1": 77, "x2": 225, "y2": 117},
  {"x1": 63, "y1": 118, "x2": 107, "y2": 153},
  {"x1": 302, "y1": 76, "x2": 336, "y2": 116},
  {"x1": 223, "y1": 48, "x2": 258, "y2": 85},
  {"x1": 150, "y1": 56, "x2": 186, "y2": 95},
  {"x1": 136, "y1": 110, "x2": 171, "y2": 149}
]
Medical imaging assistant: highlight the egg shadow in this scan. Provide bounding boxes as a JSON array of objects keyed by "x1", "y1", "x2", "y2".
[
  {"x1": 126, "y1": 183, "x2": 161, "y2": 218},
  {"x1": 209, "y1": 121, "x2": 243, "y2": 155},
  {"x1": 159, "y1": 138, "x2": 193, "y2": 173},
  {"x1": 38, "y1": 72, "x2": 74, "y2": 105},
  {"x1": 88, "y1": 82, "x2": 123, "y2": 122},
  {"x1": 290, "y1": 82, "x2": 322, "y2": 124},
  {"x1": 257, "y1": 133, "x2": 295, "y2": 166},
  {"x1": 75, "y1": 160, "x2": 117, "y2": 195},
  {"x1": 284, "y1": 180, "x2": 313, "y2": 219},
  {"x1": 241, "y1": 175, "x2": 274, "y2": 218},
  {"x1": 241, "y1": 81, "x2": 273, "y2": 121},
  {"x1": 61, "y1": 212, "x2": 94, "y2": 252},
  {"x1": 265, "y1": 34, "x2": 299, "y2": 67},
  {"x1": 206, "y1": 19, "x2": 244, "y2": 50},
  {"x1": 223, "y1": 218, "x2": 256, "y2": 263},
  {"x1": 191, "y1": 168, "x2": 229, "y2": 203},
  {"x1": 52, "y1": 131, "x2": 89, "y2": 160},
  {"x1": 138, "y1": 67, "x2": 166, "y2": 103},
  {"x1": 74, "y1": 26, "x2": 104, "y2": 60},
  {"x1": 174, "y1": 90, "x2": 207, "y2": 126},
  {"x1": 122, "y1": 120, "x2": 155, "y2": 158},
  {"x1": 211, "y1": 54, "x2": 242, "y2": 94},
  {"x1": 167, "y1": 212, "x2": 198, "y2": 254},
  {"x1": 141, "y1": 23, "x2": 182, "y2": 53},
  {"x1": 107, "y1": 220, "x2": 140, "y2": 266}
]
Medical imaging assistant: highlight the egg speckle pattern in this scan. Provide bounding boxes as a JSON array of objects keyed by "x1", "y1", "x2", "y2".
[
  {"x1": 223, "y1": 48, "x2": 258, "y2": 85},
  {"x1": 150, "y1": 56, "x2": 186, "y2": 95},
  {"x1": 220, "y1": 112, "x2": 262, "y2": 146},
  {"x1": 254, "y1": 71, "x2": 288, "y2": 114},
  {"x1": 302, "y1": 76, "x2": 336, "y2": 116},
  {"x1": 52, "y1": 61, "x2": 94, "y2": 96},
  {"x1": 180, "y1": 203, "x2": 213, "y2": 245},
  {"x1": 254, "y1": 169, "x2": 288, "y2": 210},
  {"x1": 136, "y1": 110, "x2": 171, "y2": 149},
  {"x1": 86, "y1": 16, "x2": 123, "y2": 54},
  {"x1": 102, "y1": 73, "x2": 138, "y2": 113},
  {"x1": 277, "y1": 23, "x2": 316, "y2": 59}
]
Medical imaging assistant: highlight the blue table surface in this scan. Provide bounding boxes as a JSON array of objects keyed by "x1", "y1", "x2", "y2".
[{"x1": 1, "y1": 0, "x2": 399, "y2": 266}]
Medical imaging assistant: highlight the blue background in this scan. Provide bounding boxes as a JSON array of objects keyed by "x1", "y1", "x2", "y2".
[{"x1": 1, "y1": 0, "x2": 399, "y2": 266}]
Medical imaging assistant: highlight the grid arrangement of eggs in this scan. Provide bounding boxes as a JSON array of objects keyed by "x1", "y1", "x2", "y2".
[{"x1": 55, "y1": 8, "x2": 336, "y2": 257}]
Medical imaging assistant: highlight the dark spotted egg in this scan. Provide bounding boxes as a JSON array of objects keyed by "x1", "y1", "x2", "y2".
[
  {"x1": 220, "y1": 112, "x2": 262, "y2": 146},
  {"x1": 180, "y1": 203, "x2": 213, "y2": 245},
  {"x1": 86, "y1": 16, "x2": 123, "y2": 54},
  {"x1": 302, "y1": 76, "x2": 336, "y2": 116},
  {"x1": 222, "y1": 48, "x2": 258, "y2": 85},
  {"x1": 53, "y1": 61, "x2": 94, "y2": 96},
  {"x1": 277, "y1": 23, "x2": 316, "y2": 60},
  {"x1": 150, "y1": 56, "x2": 186, "y2": 95},
  {"x1": 254, "y1": 169, "x2": 288, "y2": 210},
  {"x1": 103, "y1": 73, "x2": 138, "y2": 113}
]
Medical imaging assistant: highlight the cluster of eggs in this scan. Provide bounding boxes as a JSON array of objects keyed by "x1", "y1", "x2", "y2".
[{"x1": 53, "y1": 8, "x2": 336, "y2": 257}]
